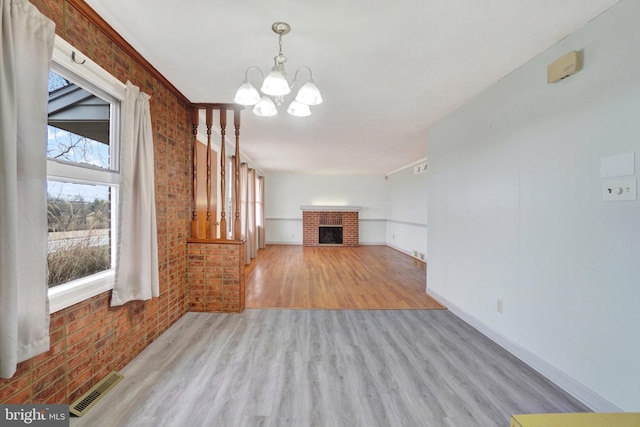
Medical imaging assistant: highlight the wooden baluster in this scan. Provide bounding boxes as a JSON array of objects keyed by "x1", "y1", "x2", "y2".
[
  {"x1": 206, "y1": 107, "x2": 213, "y2": 239},
  {"x1": 219, "y1": 108, "x2": 227, "y2": 239},
  {"x1": 234, "y1": 108, "x2": 241, "y2": 241},
  {"x1": 218, "y1": 107, "x2": 227, "y2": 239},
  {"x1": 191, "y1": 107, "x2": 199, "y2": 238}
]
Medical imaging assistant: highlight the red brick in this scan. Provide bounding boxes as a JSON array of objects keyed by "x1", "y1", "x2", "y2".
[
  {"x1": 7, "y1": 0, "x2": 192, "y2": 405},
  {"x1": 0, "y1": 372, "x2": 31, "y2": 402},
  {"x1": 4, "y1": 386, "x2": 32, "y2": 404}
]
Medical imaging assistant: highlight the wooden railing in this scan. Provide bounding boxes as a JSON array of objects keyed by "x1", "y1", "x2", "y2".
[{"x1": 190, "y1": 103, "x2": 242, "y2": 240}]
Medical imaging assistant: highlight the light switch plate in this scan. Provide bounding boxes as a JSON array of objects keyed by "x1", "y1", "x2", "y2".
[
  {"x1": 603, "y1": 178, "x2": 636, "y2": 201},
  {"x1": 601, "y1": 153, "x2": 635, "y2": 178}
]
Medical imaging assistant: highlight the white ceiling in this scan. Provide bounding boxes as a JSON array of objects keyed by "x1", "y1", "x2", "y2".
[{"x1": 85, "y1": 0, "x2": 620, "y2": 175}]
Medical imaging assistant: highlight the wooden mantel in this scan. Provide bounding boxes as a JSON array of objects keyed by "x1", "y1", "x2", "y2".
[{"x1": 300, "y1": 205, "x2": 361, "y2": 212}]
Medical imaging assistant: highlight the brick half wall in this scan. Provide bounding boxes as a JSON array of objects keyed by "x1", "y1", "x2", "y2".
[{"x1": 187, "y1": 240, "x2": 245, "y2": 313}]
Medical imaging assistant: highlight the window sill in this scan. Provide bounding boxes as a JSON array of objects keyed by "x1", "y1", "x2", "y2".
[{"x1": 48, "y1": 270, "x2": 114, "y2": 313}]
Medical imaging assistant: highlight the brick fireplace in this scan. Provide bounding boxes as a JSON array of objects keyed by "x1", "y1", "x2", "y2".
[{"x1": 301, "y1": 206, "x2": 360, "y2": 247}]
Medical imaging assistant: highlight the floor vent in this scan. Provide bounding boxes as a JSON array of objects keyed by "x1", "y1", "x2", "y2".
[{"x1": 70, "y1": 371, "x2": 124, "y2": 417}]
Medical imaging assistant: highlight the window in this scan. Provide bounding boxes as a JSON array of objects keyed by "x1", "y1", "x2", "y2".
[
  {"x1": 47, "y1": 181, "x2": 112, "y2": 286},
  {"x1": 47, "y1": 36, "x2": 126, "y2": 312}
]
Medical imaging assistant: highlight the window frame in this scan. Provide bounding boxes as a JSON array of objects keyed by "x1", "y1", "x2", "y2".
[{"x1": 48, "y1": 36, "x2": 126, "y2": 313}]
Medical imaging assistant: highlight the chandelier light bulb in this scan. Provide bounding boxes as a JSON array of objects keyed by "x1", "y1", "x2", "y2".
[
  {"x1": 233, "y1": 81, "x2": 261, "y2": 105},
  {"x1": 260, "y1": 68, "x2": 291, "y2": 97},
  {"x1": 295, "y1": 80, "x2": 323, "y2": 106},
  {"x1": 287, "y1": 100, "x2": 311, "y2": 117},
  {"x1": 253, "y1": 96, "x2": 278, "y2": 117}
]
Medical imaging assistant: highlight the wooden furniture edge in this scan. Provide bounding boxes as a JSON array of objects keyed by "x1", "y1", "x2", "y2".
[{"x1": 510, "y1": 412, "x2": 640, "y2": 427}]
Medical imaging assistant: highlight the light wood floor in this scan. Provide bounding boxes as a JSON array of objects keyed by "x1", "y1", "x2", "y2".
[
  {"x1": 71, "y1": 310, "x2": 589, "y2": 427},
  {"x1": 245, "y1": 245, "x2": 444, "y2": 309}
]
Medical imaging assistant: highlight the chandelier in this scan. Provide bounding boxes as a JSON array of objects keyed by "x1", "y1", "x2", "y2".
[{"x1": 233, "y1": 22, "x2": 323, "y2": 117}]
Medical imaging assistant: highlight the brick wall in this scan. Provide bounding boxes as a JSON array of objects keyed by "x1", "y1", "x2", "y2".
[
  {"x1": 302, "y1": 211, "x2": 359, "y2": 247},
  {"x1": 342, "y1": 212, "x2": 359, "y2": 247},
  {"x1": 187, "y1": 240, "x2": 245, "y2": 313},
  {"x1": 0, "y1": 0, "x2": 192, "y2": 404}
]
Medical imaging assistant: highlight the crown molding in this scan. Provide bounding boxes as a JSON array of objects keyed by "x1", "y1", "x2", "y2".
[{"x1": 67, "y1": 0, "x2": 190, "y2": 105}]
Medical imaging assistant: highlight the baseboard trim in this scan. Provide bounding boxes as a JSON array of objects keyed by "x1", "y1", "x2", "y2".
[
  {"x1": 426, "y1": 289, "x2": 621, "y2": 413},
  {"x1": 264, "y1": 242, "x2": 388, "y2": 246},
  {"x1": 387, "y1": 243, "x2": 427, "y2": 263},
  {"x1": 265, "y1": 242, "x2": 302, "y2": 245}
]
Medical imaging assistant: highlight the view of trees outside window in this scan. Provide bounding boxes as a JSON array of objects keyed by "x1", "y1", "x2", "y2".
[
  {"x1": 47, "y1": 126, "x2": 110, "y2": 167},
  {"x1": 48, "y1": 70, "x2": 68, "y2": 91},
  {"x1": 47, "y1": 71, "x2": 114, "y2": 287},
  {"x1": 47, "y1": 183, "x2": 112, "y2": 287}
]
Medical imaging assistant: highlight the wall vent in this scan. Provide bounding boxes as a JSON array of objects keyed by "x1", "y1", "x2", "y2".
[{"x1": 70, "y1": 371, "x2": 123, "y2": 417}]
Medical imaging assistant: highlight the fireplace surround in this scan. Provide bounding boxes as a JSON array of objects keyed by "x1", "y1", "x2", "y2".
[{"x1": 301, "y1": 206, "x2": 360, "y2": 247}]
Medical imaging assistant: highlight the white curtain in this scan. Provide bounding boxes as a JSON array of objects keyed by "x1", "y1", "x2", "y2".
[
  {"x1": 230, "y1": 156, "x2": 238, "y2": 240},
  {"x1": 111, "y1": 82, "x2": 159, "y2": 306},
  {"x1": 231, "y1": 160, "x2": 259, "y2": 264},
  {"x1": 256, "y1": 176, "x2": 265, "y2": 249},
  {"x1": 239, "y1": 163, "x2": 249, "y2": 264},
  {"x1": 247, "y1": 168, "x2": 256, "y2": 259},
  {"x1": 0, "y1": 0, "x2": 55, "y2": 378}
]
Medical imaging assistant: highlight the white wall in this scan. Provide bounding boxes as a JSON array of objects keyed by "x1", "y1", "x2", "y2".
[
  {"x1": 427, "y1": 0, "x2": 640, "y2": 412},
  {"x1": 386, "y1": 165, "x2": 428, "y2": 258},
  {"x1": 264, "y1": 173, "x2": 387, "y2": 244},
  {"x1": 264, "y1": 169, "x2": 429, "y2": 256}
]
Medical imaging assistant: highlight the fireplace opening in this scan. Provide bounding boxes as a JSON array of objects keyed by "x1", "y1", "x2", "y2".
[{"x1": 319, "y1": 225, "x2": 343, "y2": 245}]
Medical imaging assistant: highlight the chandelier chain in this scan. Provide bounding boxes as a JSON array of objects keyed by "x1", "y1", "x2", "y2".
[{"x1": 275, "y1": 34, "x2": 287, "y2": 68}]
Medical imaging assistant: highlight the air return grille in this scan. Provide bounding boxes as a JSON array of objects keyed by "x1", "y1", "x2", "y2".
[{"x1": 70, "y1": 371, "x2": 123, "y2": 417}]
